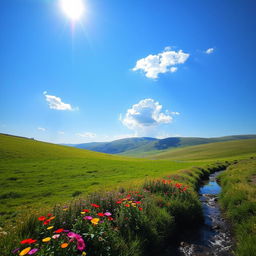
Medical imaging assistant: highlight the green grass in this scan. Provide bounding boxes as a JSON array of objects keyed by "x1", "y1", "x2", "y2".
[
  {"x1": 0, "y1": 134, "x2": 205, "y2": 226},
  {"x1": 218, "y1": 158, "x2": 256, "y2": 256},
  {"x1": 1, "y1": 133, "x2": 256, "y2": 255},
  {"x1": 150, "y1": 139, "x2": 256, "y2": 161},
  {"x1": 0, "y1": 162, "x2": 228, "y2": 256}
]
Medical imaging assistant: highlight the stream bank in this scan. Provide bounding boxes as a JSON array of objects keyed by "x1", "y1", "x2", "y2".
[{"x1": 177, "y1": 171, "x2": 234, "y2": 256}]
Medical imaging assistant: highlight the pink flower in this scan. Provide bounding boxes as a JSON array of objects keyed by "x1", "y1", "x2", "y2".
[
  {"x1": 52, "y1": 234, "x2": 60, "y2": 239},
  {"x1": 77, "y1": 238, "x2": 86, "y2": 251},
  {"x1": 104, "y1": 212, "x2": 112, "y2": 216},
  {"x1": 67, "y1": 232, "x2": 86, "y2": 251},
  {"x1": 67, "y1": 232, "x2": 77, "y2": 239},
  {"x1": 28, "y1": 248, "x2": 39, "y2": 255},
  {"x1": 83, "y1": 216, "x2": 93, "y2": 220}
]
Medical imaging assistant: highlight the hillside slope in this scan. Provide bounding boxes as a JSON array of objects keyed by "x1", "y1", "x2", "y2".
[
  {"x1": 0, "y1": 134, "x2": 198, "y2": 225},
  {"x1": 151, "y1": 139, "x2": 256, "y2": 161}
]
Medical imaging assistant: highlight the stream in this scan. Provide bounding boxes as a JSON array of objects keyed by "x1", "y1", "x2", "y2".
[{"x1": 178, "y1": 171, "x2": 234, "y2": 256}]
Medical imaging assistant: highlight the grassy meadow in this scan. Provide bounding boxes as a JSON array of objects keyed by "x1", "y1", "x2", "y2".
[
  {"x1": 0, "y1": 133, "x2": 256, "y2": 256},
  {"x1": 0, "y1": 134, "x2": 204, "y2": 226}
]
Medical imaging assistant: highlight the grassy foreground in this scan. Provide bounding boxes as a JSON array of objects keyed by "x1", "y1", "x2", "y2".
[
  {"x1": 0, "y1": 162, "x2": 229, "y2": 256},
  {"x1": 0, "y1": 134, "x2": 205, "y2": 226},
  {"x1": 219, "y1": 158, "x2": 256, "y2": 256}
]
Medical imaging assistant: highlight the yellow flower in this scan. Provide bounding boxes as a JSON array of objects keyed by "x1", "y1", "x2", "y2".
[
  {"x1": 128, "y1": 201, "x2": 132, "y2": 204},
  {"x1": 81, "y1": 212, "x2": 86, "y2": 214},
  {"x1": 19, "y1": 247, "x2": 31, "y2": 256},
  {"x1": 91, "y1": 218, "x2": 100, "y2": 225},
  {"x1": 47, "y1": 226, "x2": 54, "y2": 230},
  {"x1": 42, "y1": 237, "x2": 51, "y2": 242},
  {"x1": 131, "y1": 203, "x2": 136, "y2": 207},
  {"x1": 82, "y1": 252, "x2": 87, "y2": 256},
  {"x1": 61, "y1": 243, "x2": 69, "y2": 248}
]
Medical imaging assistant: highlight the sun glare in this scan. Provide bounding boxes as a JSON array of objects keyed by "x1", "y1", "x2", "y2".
[{"x1": 60, "y1": 0, "x2": 85, "y2": 21}]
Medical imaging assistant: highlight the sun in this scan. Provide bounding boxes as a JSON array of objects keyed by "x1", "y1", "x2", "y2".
[{"x1": 60, "y1": 0, "x2": 85, "y2": 21}]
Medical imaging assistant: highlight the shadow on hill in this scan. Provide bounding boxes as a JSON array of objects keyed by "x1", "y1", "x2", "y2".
[{"x1": 154, "y1": 137, "x2": 181, "y2": 150}]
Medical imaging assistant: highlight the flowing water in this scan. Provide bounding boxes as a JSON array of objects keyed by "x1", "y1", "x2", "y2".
[{"x1": 177, "y1": 171, "x2": 234, "y2": 256}]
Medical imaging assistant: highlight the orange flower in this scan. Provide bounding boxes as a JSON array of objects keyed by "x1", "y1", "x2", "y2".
[{"x1": 61, "y1": 243, "x2": 69, "y2": 248}]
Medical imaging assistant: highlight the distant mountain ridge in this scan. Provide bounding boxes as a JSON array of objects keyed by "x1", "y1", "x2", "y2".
[{"x1": 67, "y1": 135, "x2": 256, "y2": 156}]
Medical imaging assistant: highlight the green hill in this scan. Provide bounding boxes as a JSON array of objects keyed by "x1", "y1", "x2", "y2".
[
  {"x1": 120, "y1": 135, "x2": 256, "y2": 157},
  {"x1": 151, "y1": 139, "x2": 256, "y2": 161},
  {"x1": 71, "y1": 137, "x2": 157, "y2": 154},
  {"x1": 0, "y1": 133, "x2": 199, "y2": 225},
  {"x1": 68, "y1": 135, "x2": 256, "y2": 157}
]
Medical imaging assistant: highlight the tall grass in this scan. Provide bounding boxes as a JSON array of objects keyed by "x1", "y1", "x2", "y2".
[{"x1": 219, "y1": 157, "x2": 256, "y2": 256}]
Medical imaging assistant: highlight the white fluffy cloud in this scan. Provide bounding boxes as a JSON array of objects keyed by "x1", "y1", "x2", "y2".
[
  {"x1": 205, "y1": 48, "x2": 214, "y2": 54},
  {"x1": 120, "y1": 99, "x2": 176, "y2": 130},
  {"x1": 132, "y1": 47, "x2": 189, "y2": 79},
  {"x1": 76, "y1": 132, "x2": 96, "y2": 138},
  {"x1": 37, "y1": 127, "x2": 46, "y2": 131},
  {"x1": 43, "y1": 92, "x2": 76, "y2": 111}
]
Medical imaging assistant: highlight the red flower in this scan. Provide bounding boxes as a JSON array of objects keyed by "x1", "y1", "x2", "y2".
[
  {"x1": 116, "y1": 201, "x2": 122, "y2": 204},
  {"x1": 54, "y1": 228, "x2": 64, "y2": 233},
  {"x1": 124, "y1": 204, "x2": 130, "y2": 207},
  {"x1": 97, "y1": 213, "x2": 105, "y2": 217},
  {"x1": 83, "y1": 209, "x2": 90, "y2": 213},
  {"x1": 20, "y1": 238, "x2": 37, "y2": 244},
  {"x1": 135, "y1": 201, "x2": 141, "y2": 204},
  {"x1": 108, "y1": 217, "x2": 114, "y2": 221},
  {"x1": 175, "y1": 183, "x2": 182, "y2": 188},
  {"x1": 47, "y1": 213, "x2": 52, "y2": 217},
  {"x1": 138, "y1": 207, "x2": 143, "y2": 211},
  {"x1": 38, "y1": 216, "x2": 46, "y2": 221},
  {"x1": 91, "y1": 203, "x2": 100, "y2": 208},
  {"x1": 43, "y1": 220, "x2": 50, "y2": 225}
]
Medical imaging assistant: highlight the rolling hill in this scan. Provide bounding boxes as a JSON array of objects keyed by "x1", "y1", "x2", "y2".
[
  {"x1": 68, "y1": 134, "x2": 256, "y2": 157},
  {"x1": 0, "y1": 133, "x2": 200, "y2": 225},
  {"x1": 68, "y1": 137, "x2": 157, "y2": 154},
  {"x1": 151, "y1": 139, "x2": 256, "y2": 161}
]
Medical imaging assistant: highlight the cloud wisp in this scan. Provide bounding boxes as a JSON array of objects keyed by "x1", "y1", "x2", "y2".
[
  {"x1": 43, "y1": 92, "x2": 77, "y2": 111},
  {"x1": 76, "y1": 132, "x2": 96, "y2": 138},
  {"x1": 132, "y1": 47, "x2": 189, "y2": 79},
  {"x1": 205, "y1": 48, "x2": 214, "y2": 54},
  {"x1": 37, "y1": 127, "x2": 46, "y2": 132}
]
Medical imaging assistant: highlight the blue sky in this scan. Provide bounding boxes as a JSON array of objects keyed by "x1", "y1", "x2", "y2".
[{"x1": 1, "y1": 0, "x2": 256, "y2": 143}]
